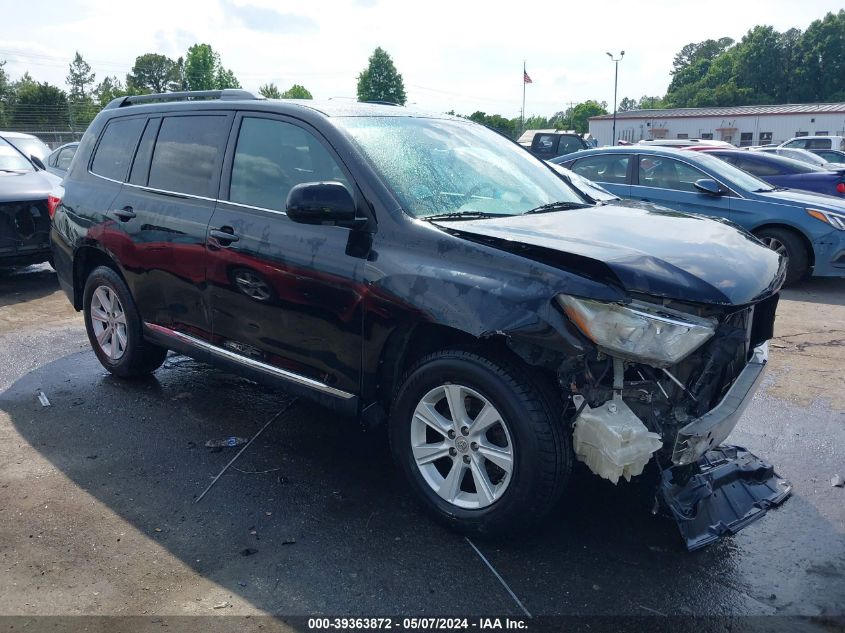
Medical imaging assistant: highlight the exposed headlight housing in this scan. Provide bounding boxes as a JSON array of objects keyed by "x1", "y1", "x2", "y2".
[
  {"x1": 557, "y1": 295, "x2": 717, "y2": 367},
  {"x1": 806, "y1": 208, "x2": 845, "y2": 230}
]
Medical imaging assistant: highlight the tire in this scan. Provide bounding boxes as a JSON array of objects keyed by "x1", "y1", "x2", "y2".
[
  {"x1": 389, "y1": 349, "x2": 571, "y2": 536},
  {"x1": 755, "y1": 227, "x2": 809, "y2": 286},
  {"x1": 83, "y1": 265, "x2": 168, "y2": 378}
]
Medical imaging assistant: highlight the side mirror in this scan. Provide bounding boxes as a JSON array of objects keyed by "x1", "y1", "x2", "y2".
[
  {"x1": 693, "y1": 178, "x2": 723, "y2": 196},
  {"x1": 286, "y1": 181, "x2": 358, "y2": 226},
  {"x1": 30, "y1": 155, "x2": 46, "y2": 171}
]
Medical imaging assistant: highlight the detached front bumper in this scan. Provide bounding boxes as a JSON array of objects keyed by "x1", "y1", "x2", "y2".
[{"x1": 671, "y1": 342, "x2": 769, "y2": 466}]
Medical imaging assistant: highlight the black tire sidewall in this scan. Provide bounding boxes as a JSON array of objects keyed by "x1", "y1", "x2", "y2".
[
  {"x1": 390, "y1": 352, "x2": 565, "y2": 534},
  {"x1": 756, "y1": 228, "x2": 808, "y2": 285},
  {"x1": 83, "y1": 266, "x2": 147, "y2": 375}
]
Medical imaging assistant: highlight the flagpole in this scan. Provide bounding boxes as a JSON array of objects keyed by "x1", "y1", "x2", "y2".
[{"x1": 522, "y1": 60, "x2": 526, "y2": 135}]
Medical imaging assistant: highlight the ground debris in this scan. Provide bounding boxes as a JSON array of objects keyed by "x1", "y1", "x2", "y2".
[
  {"x1": 212, "y1": 601, "x2": 230, "y2": 609},
  {"x1": 37, "y1": 391, "x2": 50, "y2": 407},
  {"x1": 282, "y1": 538, "x2": 296, "y2": 545},
  {"x1": 205, "y1": 437, "x2": 248, "y2": 448},
  {"x1": 832, "y1": 474, "x2": 844, "y2": 488},
  {"x1": 240, "y1": 548, "x2": 258, "y2": 556}
]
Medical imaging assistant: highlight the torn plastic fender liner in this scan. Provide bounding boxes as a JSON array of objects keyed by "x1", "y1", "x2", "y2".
[
  {"x1": 660, "y1": 445, "x2": 792, "y2": 551},
  {"x1": 672, "y1": 342, "x2": 769, "y2": 466}
]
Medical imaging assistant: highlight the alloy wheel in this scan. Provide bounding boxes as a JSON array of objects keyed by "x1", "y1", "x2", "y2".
[
  {"x1": 760, "y1": 236, "x2": 789, "y2": 260},
  {"x1": 410, "y1": 384, "x2": 514, "y2": 509},
  {"x1": 90, "y1": 285, "x2": 128, "y2": 361}
]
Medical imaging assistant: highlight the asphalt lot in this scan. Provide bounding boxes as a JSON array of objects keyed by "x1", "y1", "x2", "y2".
[{"x1": 0, "y1": 264, "x2": 843, "y2": 631}]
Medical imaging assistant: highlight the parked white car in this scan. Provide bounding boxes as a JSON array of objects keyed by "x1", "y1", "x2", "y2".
[{"x1": 780, "y1": 135, "x2": 845, "y2": 152}]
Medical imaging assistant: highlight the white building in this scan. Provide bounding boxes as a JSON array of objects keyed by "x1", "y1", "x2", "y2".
[{"x1": 588, "y1": 103, "x2": 845, "y2": 147}]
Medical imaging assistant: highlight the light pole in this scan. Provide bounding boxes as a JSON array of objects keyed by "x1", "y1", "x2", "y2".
[{"x1": 606, "y1": 50, "x2": 624, "y2": 145}]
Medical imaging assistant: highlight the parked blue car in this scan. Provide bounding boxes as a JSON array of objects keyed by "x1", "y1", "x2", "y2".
[
  {"x1": 553, "y1": 147, "x2": 845, "y2": 284},
  {"x1": 698, "y1": 149, "x2": 845, "y2": 199}
]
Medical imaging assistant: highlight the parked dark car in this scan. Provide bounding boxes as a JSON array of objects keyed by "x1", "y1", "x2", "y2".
[
  {"x1": 525, "y1": 131, "x2": 587, "y2": 160},
  {"x1": 51, "y1": 90, "x2": 790, "y2": 546},
  {"x1": 0, "y1": 136, "x2": 60, "y2": 267},
  {"x1": 554, "y1": 146, "x2": 845, "y2": 284},
  {"x1": 45, "y1": 142, "x2": 79, "y2": 177},
  {"x1": 697, "y1": 148, "x2": 845, "y2": 198}
]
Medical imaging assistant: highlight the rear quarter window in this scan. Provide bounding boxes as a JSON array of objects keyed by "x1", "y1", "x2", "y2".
[
  {"x1": 91, "y1": 117, "x2": 146, "y2": 181},
  {"x1": 147, "y1": 115, "x2": 230, "y2": 197}
]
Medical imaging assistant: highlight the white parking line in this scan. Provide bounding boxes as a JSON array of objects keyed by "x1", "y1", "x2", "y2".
[{"x1": 465, "y1": 537, "x2": 532, "y2": 619}]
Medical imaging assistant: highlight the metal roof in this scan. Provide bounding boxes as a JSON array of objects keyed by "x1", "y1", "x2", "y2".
[{"x1": 590, "y1": 103, "x2": 845, "y2": 121}]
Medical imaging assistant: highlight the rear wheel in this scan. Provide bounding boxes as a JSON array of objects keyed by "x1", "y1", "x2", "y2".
[
  {"x1": 389, "y1": 349, "x2": 571, "y2": 535},
  {"x1": 755, "y1": 227, "x2": 809, "y2": 286},
  {"x1": 83, "y1": 266, "x2": 167, "y2": 377}
]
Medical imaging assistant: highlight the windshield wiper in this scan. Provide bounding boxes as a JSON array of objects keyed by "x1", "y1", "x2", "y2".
[
  {"x1": 422, "y1": 211, "x2": 509, "y2": 221},
  {"x1": 523, "y1": 201, "x2": 592, "y2": 215}
]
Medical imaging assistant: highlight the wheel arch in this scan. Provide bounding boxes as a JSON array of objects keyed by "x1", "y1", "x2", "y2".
[
  {"x1": 72, "y1": 244, "x2": 127, "y2": 310},
  {"x1": 750, "y1": 223, "x2": 815, "y2": 268}
]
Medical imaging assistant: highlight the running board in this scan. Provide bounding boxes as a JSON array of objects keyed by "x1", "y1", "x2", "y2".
[{"x1": 143, "y1": 322, "x2": 355, "y2": 401}]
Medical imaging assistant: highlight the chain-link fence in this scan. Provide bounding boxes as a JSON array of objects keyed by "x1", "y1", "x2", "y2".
[{"x1": 3, "y1": 127, "x2": 86, "y2": 149}]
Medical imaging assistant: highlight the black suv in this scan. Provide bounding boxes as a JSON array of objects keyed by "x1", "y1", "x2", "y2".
[{"x1": 51, "y1": 90, "x2": 790, "y2": 545}]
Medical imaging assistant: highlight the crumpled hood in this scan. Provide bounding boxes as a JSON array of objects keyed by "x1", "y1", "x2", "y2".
[
  {"x1": 438, "y1": 204, "x2": 784, "y2": 305},
  {"x1": 0, "y1": 170, "x2": 60, "y2": 204}
]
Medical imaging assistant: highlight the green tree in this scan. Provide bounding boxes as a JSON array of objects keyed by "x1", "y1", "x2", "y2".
[
  {"x1": 522, "y1": 115, "x2": 551, "y2": 129},
  {"x1": 95, "y1": 75, "x2": 132, "y2": 107},
  {"x1": 0, "y1": 60, "x2": 9, "y2": 126},
  {"x1": 569, "y1": 101, "x2": 608, "y2": 134},
  {"x1": 12, "y1": 81, "x2": 68, "y2": 128},
  {"x1": 467, "y1": 111, "x2": 516, "y2": 137},
  {"x1": 281, "y1": 84, "x2": 312, "y2": 99},
  {"x1": 66, "y1": 51, "x2": 95, "y2": 101},
  {"x1": 793, "y1": 10, "x2": 845, "y2": 102},
  {"x1": 183, "y1": 44, "x2": 241, "y2": 91},
  {"x1": 357, "y1": 47, "x2": 406, "y2": 105},
  {"x1": 259, "y1": 82, "x2": 282, "y2": 98},
  {"x1": 617, "y1": 97, "x2": 638, "y2": 112},
  {"x1": 126, "y1": 53, "x2": 179, "y2": 93}
]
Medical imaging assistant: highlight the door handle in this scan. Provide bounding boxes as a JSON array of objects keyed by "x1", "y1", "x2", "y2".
[
  {"x1": 209, "y1": 227, "x2": 240, "y2": 244},
  {"x1": 112, "y1": 206, "x2": 136, "y2": 221}
]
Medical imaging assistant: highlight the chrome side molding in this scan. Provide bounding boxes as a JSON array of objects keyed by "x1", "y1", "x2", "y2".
[{"x1": 144, "y1": 322, "x2": 355, "y2": 400}]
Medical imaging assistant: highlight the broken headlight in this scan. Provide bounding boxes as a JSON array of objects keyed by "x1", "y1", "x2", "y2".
[{"x1": 557, "y1": 295, "x2": 717, "y2": 367}]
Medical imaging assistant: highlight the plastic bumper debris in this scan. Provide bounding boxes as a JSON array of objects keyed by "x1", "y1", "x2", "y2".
[{"x1": 660, "y1": 444, "x2": 792, "y2": 551}]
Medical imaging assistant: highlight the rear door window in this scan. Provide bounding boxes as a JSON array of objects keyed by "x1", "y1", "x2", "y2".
[
  {"x1": 91, "y1": 117, "x2": 146, "y2": 181},
  {"x1": 571, "y1": 154, "x2": 630, "y2": 184},
  {"x1": 147, "y1": 115, "x2": 230, "y2": 197}
]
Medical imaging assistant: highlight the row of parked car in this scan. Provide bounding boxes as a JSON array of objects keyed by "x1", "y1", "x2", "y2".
[{"x1": 551, "y1": 136, "x2": 845, "y2": 284}]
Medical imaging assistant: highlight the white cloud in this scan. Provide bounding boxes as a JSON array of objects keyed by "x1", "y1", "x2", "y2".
[{"x1": 2, "y1": 0, "x2": 843, "y2": 116}]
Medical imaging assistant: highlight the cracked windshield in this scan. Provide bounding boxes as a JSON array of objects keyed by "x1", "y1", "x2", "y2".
[{"x1": 337, "y1": 117, "x2": 586, "y2": 218}]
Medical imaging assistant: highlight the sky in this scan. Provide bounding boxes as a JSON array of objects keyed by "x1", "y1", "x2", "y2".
[{"x1": 1, "y1": 0, "x2": 843, "y2": 118}]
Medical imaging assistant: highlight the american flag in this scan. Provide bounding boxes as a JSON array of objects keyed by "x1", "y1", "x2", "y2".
[{"x1": 523, "y1": 70, "x2": 533, "y2": 84}]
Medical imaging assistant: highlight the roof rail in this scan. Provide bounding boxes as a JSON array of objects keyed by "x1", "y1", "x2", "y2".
[{"x1": 105, "y1": 89, "x2": 265, "y2": 109}]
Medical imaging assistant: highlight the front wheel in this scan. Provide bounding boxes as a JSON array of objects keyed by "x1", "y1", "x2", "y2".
[
  {"x1": 389, "y1": 350, "x2": 571, "y2": 535},
  {"x1": 755, "y1": 227, "x2": 809, "y2": 286},
  {"x1": 83, "y1": 266, "x2": 168, "y2": 378}
]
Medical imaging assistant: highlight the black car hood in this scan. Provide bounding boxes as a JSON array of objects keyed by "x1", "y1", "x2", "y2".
[
  {"x1": 0, "y1": 170, "x2": 60, "y2": 204},
  {"x1": 437, "y1": 204, "x2": 784, "y2": 306}
]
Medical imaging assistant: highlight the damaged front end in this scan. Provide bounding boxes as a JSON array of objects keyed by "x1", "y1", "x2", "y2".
[{"x1": 558, "y1": 291, "x2": 791, "y2": 550}]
